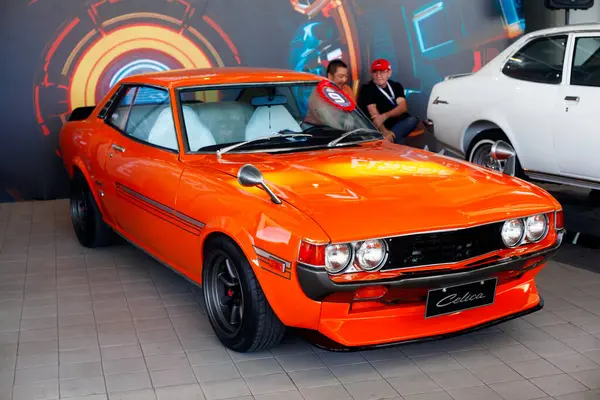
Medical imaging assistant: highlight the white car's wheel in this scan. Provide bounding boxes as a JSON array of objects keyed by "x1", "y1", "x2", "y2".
[
  {"x1": 467, "y1": 133, "x2": 525, "y2": 178},
  {"x1": 468, "y1": 139, "x2": 507, "y2": 173}
]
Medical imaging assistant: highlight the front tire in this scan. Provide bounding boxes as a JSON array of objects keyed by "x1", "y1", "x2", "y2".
[
  {"x1": 202, "y1": 236, "x2": 285, "y2": 352},
  {"x1": 69, "y1": 174, "x2": 113, "y2": 248}
]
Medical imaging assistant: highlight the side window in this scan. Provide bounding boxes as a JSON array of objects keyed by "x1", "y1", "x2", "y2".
[
  {"x1": 107, "y1": 85, "x2": 177, "y2": 151},
  {"x1": 571, "y1": 37, "x2": 600, "y2": 87},
  {"x1": 98, "y1": 88, "x2": 122, "y2": 119},
  {"x1": 107, "y1": 87, "x2": 135, "y2": 130},
  {"x1": 502, "y1": 35, "x2": 567, "y2": 84}
]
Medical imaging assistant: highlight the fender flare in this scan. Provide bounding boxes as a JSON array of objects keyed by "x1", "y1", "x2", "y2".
[
  {"x1": 200, "y1": 222, "x2": 256, "y2": 274},
  {"x1": 69, "y1": 157, "x2": 112, "y2": 222},
  {"x1": 462, "y1": 117, "x2": 520, "y2": 158},
  {"x1": 198, "y1": 217, "x2": 322, "y2": 329}
]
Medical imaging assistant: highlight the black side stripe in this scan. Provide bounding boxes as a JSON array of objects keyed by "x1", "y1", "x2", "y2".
[
  {"x1": 174, "y1": 211, "x2": 206, "y2": 229},
  {"x1": 116, "y1": 183, "x2": 206, "y2": 231}
]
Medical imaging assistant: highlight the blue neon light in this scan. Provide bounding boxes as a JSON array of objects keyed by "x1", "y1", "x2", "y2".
[
  {"x1": 109, "y1": 59, "x2": 170, "y2": 88},
  {"x1": 401, "y1": 6, "x2": 418, "y2": 78},
  {"x1": 498, "y1": 0, "x2": 525, "y2": 31},
  {"x1": 413, "y1": 1, "x2": 455, "y2": 54}
]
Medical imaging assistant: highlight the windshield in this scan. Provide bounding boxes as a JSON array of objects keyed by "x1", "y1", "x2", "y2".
[{"x1": 177, "y1": 80, "x2": 379, "y2": 154}]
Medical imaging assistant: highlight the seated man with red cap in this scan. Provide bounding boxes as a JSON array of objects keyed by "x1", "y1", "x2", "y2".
[{"x1": 358, "y1": 58, "x2": 419, "y2": 144}]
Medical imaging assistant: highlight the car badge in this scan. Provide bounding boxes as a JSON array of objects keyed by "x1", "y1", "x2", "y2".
[{"x1": 316, "y1": 80, "x2": 356, "y2": 112}]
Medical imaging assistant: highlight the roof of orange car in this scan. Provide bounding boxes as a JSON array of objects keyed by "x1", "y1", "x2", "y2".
[{"x1": 119, "y1": 67, "x2": 326, "y2": 88}]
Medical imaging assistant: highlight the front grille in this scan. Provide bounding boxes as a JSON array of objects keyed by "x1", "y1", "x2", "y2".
[{"x1": 381, "y1": 222, "x2": 505, "y2": 271}]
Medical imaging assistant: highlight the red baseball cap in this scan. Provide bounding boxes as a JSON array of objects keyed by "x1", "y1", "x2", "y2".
[{"x1": 371, "y1": 58, "x2": 391, "y2": 72}]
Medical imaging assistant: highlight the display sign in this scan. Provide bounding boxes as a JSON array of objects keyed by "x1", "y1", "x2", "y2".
[{"x1": 315, "y1": 80, "x2": 355, "y2": 112}]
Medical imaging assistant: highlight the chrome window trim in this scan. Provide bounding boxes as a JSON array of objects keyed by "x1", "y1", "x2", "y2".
[{"x1": 175, "y1": 80, "x2": 323, "y2": 92}]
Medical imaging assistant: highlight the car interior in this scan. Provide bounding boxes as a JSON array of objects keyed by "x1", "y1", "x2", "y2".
[{"x1": 122, "y1": 86, "x2": 310, "y2": 151}]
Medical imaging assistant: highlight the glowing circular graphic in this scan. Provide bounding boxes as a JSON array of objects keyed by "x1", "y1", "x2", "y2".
[
  {"x1": 33, "y1": 0, "x2": 241, "y2": 140},
  {"x1": 70, "y1": 24, "x2": 212, "y2": 108},
  {"x1": 109, "y1": 59, "x2": 170, "y2": 88}
]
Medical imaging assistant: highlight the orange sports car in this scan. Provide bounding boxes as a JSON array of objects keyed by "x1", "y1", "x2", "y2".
[{"x1": 59, "y1": 67, "x2": 565, "y2": 353}]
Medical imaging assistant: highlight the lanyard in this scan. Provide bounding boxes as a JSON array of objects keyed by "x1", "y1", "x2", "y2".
[{"x1": 377, "y1": 82, "x2": 396, "y2": 105}]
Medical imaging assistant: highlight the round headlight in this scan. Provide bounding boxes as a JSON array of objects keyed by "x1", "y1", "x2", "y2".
[
  {"x1": 501, "y1": 219, "x2": 525, "y2": 248},
  {"x1": 356, "y1": 239, "x2": 386, "y2": 271},
  {"x1": 325, "y1": 244, "x2": 351, "y2": 274},
  {"x1": 526, "y1": 214, "x2": 548, "y2": 242}
]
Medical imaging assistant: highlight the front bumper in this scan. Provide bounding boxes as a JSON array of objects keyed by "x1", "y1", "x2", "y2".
[
  {"x1": 295, "y1": 234, "x2": 562, "y2": 349},
  {"x1": 299, "y1": 297, "x2": 543, "y2": 351}
]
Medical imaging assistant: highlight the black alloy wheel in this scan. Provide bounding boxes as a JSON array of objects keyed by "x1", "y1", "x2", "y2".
[
  {"x1": 202, "y1": 236, "x2": 285, "y2": 352},
  {"x1": 206, "y1": 254, "x2": 245, "y2": 338}
]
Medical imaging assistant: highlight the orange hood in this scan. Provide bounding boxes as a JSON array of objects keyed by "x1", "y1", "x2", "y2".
[{"x1": 189, "y1": 142, "x2": 558, "y2": 242}]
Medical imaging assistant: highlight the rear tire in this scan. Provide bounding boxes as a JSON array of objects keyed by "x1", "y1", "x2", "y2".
[
  {"x1": 467, "y1": 130, "x2": 525, "y2": 179},
  {"x1": 202, "y1": 236, "x2": 286, "y2": 352},
  {"x1": 69, "y1": 174, "x2": 113, "y2": 248}
]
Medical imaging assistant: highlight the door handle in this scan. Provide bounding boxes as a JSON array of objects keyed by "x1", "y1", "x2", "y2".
[
  {"x1": 111, "y1": 144, "x2": 126, "y2": 152},
  {"x1": 565, "y1": 96, "x2": 580, "y2": 102}
]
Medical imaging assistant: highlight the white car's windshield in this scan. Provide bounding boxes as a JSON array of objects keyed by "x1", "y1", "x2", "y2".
[{"x1": 177, "y1": 81, "x2": 380, "y2": 154}]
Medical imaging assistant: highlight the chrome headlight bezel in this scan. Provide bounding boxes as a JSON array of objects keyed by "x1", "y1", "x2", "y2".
[
  {"x1": 355, "y1": 239, "x2": 388, "y2": 272},
  {"x1": 525, "y1": 214, "x2": 549, "y2": 243},
  {"x1": 324, "y1": 243, "x2": 352, "y2": 274},
  {"x1": 501, "y1": 218, "x2": 526, "y2": 248}
]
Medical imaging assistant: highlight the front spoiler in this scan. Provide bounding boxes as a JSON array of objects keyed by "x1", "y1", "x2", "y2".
[
  {"x1": 296, "y1": 234, "x2": 563, "y2": 301},
  {"x1": 297, "y1": 297, "x2": 544, "y2": 352}
]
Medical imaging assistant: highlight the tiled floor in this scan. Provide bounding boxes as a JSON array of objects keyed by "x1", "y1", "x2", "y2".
[{"x1": 2, "y1": 200, "x2": 600, "y2": 400}]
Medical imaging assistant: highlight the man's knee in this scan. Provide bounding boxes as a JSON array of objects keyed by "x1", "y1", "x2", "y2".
[
  {"x1": 407, "y1": 116, "x2": 419, "y2": 131},
  {"x1": 391, "y1": 117, "x2": 420, "y2": 144},
  {"x1": 394, "y1": 117, "x2": 418, "y2": 137}
]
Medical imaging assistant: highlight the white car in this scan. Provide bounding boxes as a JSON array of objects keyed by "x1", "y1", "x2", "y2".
[{"x1": 427, "y1": 23, "x2": 600, "y2": 197}]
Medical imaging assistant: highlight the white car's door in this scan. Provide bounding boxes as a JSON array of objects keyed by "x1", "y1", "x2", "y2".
[
  {"x1": 553, "y1": 32, "x2": 600, "y2": 183},
  {"x1": 497, "y1": 34, "x2": 569, "y2": 176}
]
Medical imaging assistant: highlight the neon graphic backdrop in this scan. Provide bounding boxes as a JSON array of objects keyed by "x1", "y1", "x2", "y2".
[{"x1": 0, "y1": 0, "x2": 524, "y2": 201}]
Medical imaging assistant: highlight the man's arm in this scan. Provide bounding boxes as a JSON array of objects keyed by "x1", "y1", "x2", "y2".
[
  {"x1": 366, "y1": 103, "x2": 380, "y2": 119},
  {"x1": 366, "y1": 103, "x2": 395, "y2": 142},
  {"x1": 370, "y1": 98, "x2": 407, "y2": 129},
  {"x1": 383, "y1": 97, "x2": 408, "y2": 118}
]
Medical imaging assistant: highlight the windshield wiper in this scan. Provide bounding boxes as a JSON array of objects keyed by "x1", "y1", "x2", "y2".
[
  {"x1": 216, "y1": 133, "x2": 313, "y2": 158},
  {"x1": 326, "y1": 128, "x2": 383, "y2": 148}
]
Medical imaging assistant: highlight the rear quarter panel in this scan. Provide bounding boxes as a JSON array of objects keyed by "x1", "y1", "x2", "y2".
[
  {"x1": 58, "y1": 114, "x2": 114, "y2": 223},
  {"x1": 428, "y1": 75, "x2": 486, "y2": 155},
  {"x1": 176, "y1": 165, "x2": 331, "y2": 329}
]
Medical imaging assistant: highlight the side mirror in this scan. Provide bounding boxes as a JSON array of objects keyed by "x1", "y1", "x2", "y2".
[
  {"x1": 237, "y1": 164, "x2": 282, "y2": 204},
  {"x1": 237, "y1": 164, "x2": 264, "y2": 187},
  {"x1": 490, "y1": 140, "x2": 517, "y2": 176}
]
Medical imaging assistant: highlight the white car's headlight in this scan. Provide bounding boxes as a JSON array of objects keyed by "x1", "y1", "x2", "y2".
[
  {"x1": 356, "y1": 239, "x2": 387, "y2": 271},
  {"x1": 325, "y1": 244, "x2": 351, "y2": 273},
  {"x1": 525, "y1": 214, "x2": 548, "y2": 242},
  {"x1": 501, "y1": 219, "x2": 525, "y2": 248}
]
